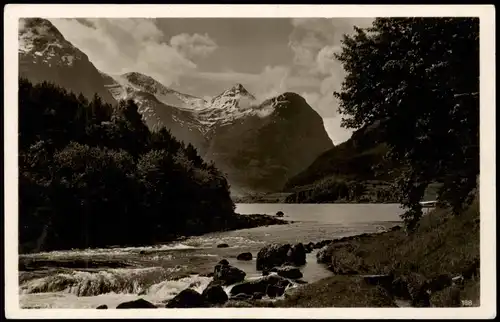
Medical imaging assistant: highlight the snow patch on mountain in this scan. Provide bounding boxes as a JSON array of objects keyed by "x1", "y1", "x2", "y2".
[
  {"x1": 100, "y1": 72, "x2": 283, "y2": 133},
  {"x1": 19, "y1": 18, "x2": 83, "y2": 67}
]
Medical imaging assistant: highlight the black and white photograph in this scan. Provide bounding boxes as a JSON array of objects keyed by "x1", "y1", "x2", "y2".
[{"x1": 4, "y1": 4, "x2": 496, "y2": 319}]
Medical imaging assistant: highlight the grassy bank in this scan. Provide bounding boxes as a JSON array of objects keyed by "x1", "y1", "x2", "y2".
[{"x1": 275, "y1": 196, "x2": 480, "y2": 307}]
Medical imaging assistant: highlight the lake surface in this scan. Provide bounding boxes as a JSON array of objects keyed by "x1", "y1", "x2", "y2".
[{"x1": 18, "y1": 203, "x2": 404, "y2": 309}]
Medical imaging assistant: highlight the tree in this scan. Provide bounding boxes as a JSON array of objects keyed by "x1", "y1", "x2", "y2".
[
  {"x1": 334, "y1": 18, "x2": 479, "y2": 231},
  {"x1": 18, "y1": 78, "x2": 237, "y2": 252}
]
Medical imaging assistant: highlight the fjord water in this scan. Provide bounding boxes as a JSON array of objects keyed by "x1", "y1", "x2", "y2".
[{"x1": 19, "y1": 203, "x2": 404, "y2": 309}]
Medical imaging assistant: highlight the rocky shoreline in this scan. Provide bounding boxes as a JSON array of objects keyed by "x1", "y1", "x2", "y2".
[{"x1": 96, "y1": 205, "x2": 479, "y2": 309}]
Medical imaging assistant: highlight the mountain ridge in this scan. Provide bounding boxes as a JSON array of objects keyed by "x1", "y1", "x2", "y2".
[
  {"x1": 18, "y1": 18, "x2": 116, "y2": 105},
  {"x1": 19, "y1": 18, "x2": 334, "y2": 192}
]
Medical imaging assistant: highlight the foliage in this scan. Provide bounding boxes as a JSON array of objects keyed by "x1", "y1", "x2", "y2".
[
  {"x1": 284, "y1": 177, "x2": 398, "y2": 204},
  {"x1": 18, "y1": 78, "x2": 236, "y2": 252},
  {"x1": 276, "y1": 198, "x2": 480, "y2": 307},
  {"x1": 283, "y1": 121, "x2": 398, "y2": 191},
  {"x1": 334, "y1": 18, "x2": 479, "y2": 230}
]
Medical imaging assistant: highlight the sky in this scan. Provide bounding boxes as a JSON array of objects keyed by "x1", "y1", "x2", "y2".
[{"x1": 50, "y1": 18, "x2": 374, "y2": 144}]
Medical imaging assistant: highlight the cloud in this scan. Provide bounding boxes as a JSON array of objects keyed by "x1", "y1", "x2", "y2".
[
  {"x1": 49, "y1": 18, "x2": 217, "y2": 87},
  {"x1": 191, "y1": 67, "x2": 320, "y2": 99},
  {"x1": 252, "y1": 65, "x2": 290, "y2": 101},
  {"x1": 170, "y1": 33, "x2": 217, "y2": 60},
  {"x1": 288, "y1": 18, "x2": 374, "y2": 143}
]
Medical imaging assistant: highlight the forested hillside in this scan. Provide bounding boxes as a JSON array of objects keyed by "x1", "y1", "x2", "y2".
[{"x1": 19, "y1": 79, "x2": 240, "y2": 253}]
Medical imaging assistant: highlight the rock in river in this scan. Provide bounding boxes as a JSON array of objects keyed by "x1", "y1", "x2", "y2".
[
  {"x1": 165, "y1": 289, "x2": 206, "y2": 308},
  {"x1": 266, "y1": 284, "x2": 286, "y2": 298},
  {"x1": 316, "y1": 245, "x2": 332, "y2": 264},
  {"x1": 229, "y1": 274, "x2": 290, "y2": 296},
  {"x1": 288, "y1": 243, "x2": 306, "y2": 266},
  {"x1": 275, "y1": 266, "x2": 303, "y2": 279},
  {"x1": 116, "y1": 298, "x2": 157, "y2": 309},
  {"x1": 202, "y1": 284, "x2": 228, "y2": 305},
  {"x1": 217, "y1": 243, "x2": 230, "y2": 248},
  {"x1": 256, "y1": 243, "x2": 306, "y2": 271},
  {"x1": 214, "y1": 262, "x2": 246, "y2": 285},
  {"x1": 237, "y1": 252, "x2": 253, "y2": 261}
]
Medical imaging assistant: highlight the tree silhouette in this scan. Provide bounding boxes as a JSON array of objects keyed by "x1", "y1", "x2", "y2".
[{"x1": 334, "y1": 18, "x2": 479, "y2": 230}]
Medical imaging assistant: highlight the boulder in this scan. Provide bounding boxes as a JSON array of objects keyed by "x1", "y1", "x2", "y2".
[
  {"x1": 237, "y1": 252, "x2": 253, "y2": 261},
  {"x1": 217, "y1": 243, "x2": 230, "y2": 248},
  {"x1": 313, "y1": 239, "x2": 333, "y2": 249},
  {"x1": 256, "y1": 243, "x2": 306, "y2": 271},
  {"x1": 202, "y1": 284, "x2": 228, "y2": 305},
  {"x1": 276, "y1": 266, "x2": 303, "y2": 279},
  {"x1": 252, "y1": 292, "x2": 265, "y2": 300},
  {"x1": 266, "y1": 284, "x2": 285, "y2": 298},
  {"x1": 218, "y1": 259, "x2": 229, "y2": 266},
  {"x1": 116, "y1": 298, "x2": 157, "y2": 309},
  {"x1": 213, "y1": 263, "x2": 246, "y2": 285},
  {"x1": 288, "y1": 243, "x2": 306, "y2": 266},
  {"x1": 165, "y1": 289, "x2": 206, "y2": 308},
  {"x1": 316, "y1": 245, "x2": 332, "y2": 264},
  {"x1": 257, "y1": 243, "x2": 291, "y2": 271},
  {"x1": 304, "y1": 242, "x2": 314, "y2": 253},
  {"x1": 276, "y1": 211, "x2": 284, "y2": 217},
  {"x1": 426, "y1": 274, "x2": 453, "y2": 293},
  {"x1": 229, "y1": 274, "x2": 290, "y2": 296},
  {"x1": 96, "y1": 304, "x2": 108, "y2": 309}
]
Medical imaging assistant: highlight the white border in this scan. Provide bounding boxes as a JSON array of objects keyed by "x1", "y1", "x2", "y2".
[{"x1": 4, "y1": 4, "x2": 496, "y2": 319}]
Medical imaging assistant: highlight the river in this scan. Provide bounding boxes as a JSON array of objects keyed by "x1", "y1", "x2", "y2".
[{"x1": 18, "y1": 203, "x2": 404, "y2": 309}]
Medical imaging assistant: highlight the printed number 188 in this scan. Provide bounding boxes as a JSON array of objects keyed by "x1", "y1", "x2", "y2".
[{"x1": 461, "y1": 300, "x2": 473, "y2": 307}]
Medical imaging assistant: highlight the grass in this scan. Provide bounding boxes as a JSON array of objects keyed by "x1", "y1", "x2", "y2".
[
  {"x1": 275, "y1": 276, "x2": 398, "y2": 307},
  {"x1": 275, "y1": 196, "x2": 480, "y2": 307}
]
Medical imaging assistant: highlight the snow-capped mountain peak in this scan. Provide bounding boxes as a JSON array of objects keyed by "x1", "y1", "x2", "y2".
[
  {"x1": 102, "y1": 71, "x2": 207, "y2": 111},
  {"x1": 212, "y1": 83, "x2": 255, "y2": 103},
  {"x1": 19, "y1": 18, "x2": 84, "y2": 67}
]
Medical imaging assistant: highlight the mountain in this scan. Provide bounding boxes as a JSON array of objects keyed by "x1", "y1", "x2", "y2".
[
  {"x1": 205, "y1": 92, "x2": 334, "y2": 191},
  {"x1": 100, "y1": 70, "x2": 334, "y2": 191},
  {"x1": 18, "y1": 18, "x2": 334, "y2": 192},
  {"x1": 100, "y1": 71, "x2": 209, "y2": 151},
  {"x1": 18, "y1": 18, "x2": 116, "y2": 105},
  {"x1": 283, "y1": 120, "x2": 394, "y2": 191}
]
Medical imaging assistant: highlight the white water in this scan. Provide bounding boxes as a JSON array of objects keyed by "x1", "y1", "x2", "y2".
[{"x1": 19, "y1": 203, "x2": 404, "y2": 309}]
